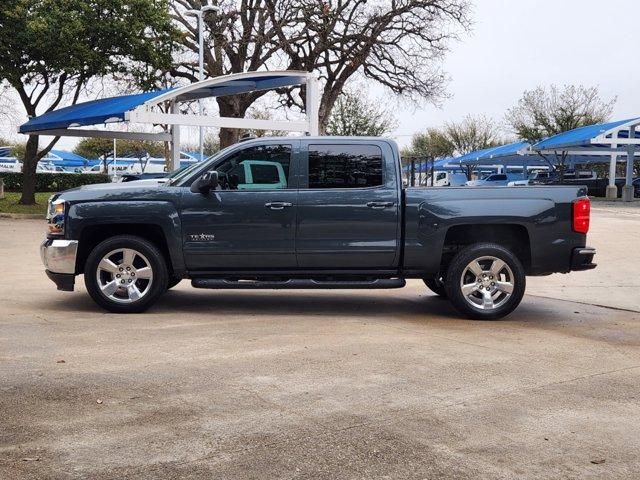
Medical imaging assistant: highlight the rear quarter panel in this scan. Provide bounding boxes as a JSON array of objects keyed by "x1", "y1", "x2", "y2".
[{"x1": 403, "y1": 186, "x2": 588, "y2": 276}]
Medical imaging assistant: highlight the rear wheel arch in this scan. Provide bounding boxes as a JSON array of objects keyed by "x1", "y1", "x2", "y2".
[{"x1": 440, "y1": 223, "x2": 532, "y2": 275}]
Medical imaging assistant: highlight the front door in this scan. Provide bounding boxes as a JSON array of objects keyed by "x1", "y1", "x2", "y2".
[{"x1": 181, "y1": 142, "x2": 298, "y2": 271}]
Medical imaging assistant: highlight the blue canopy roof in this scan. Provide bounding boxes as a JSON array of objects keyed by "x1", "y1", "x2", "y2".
[
  {"x1": 48, "y1": 150, "x2": 89, "y2": 162},
  {"x1": 455, "y1": 146, "x2": 499, "y2": 163},
  {"x1": 182, "y1": 151, "x2": 207, "y2": 162},
  {"x1": 19, "y1": 90, "x2": 171, "y2": 134},
  {"x1": 533, "y1": 118, "x2": 640, "y2": 150},
  {"x1": 480, "y1": 141, "x2": 530, "y2": 159},
  {"x1": 19, "y1": 71, "x2": 313, "y2": 135}
]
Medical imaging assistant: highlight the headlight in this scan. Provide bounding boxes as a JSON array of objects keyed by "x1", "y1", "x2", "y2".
[{"x1": 47, "y1": 197, "x2": 65, "y2": 236}]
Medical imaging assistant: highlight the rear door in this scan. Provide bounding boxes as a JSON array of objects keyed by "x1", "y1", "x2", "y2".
[
  {"x1": 180, "y1": 141, "x2": 299, "y2": 270},
  {"x1": 295, "y1": 141, "x2": 401, "y2": 269}
]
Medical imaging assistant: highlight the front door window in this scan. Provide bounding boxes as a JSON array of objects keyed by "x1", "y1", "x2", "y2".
[{"x1": 215, "y1": 144, "x2": 291, "y2": 190}]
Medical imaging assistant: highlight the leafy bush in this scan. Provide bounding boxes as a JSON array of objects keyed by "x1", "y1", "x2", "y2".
[{"x1": 0, "y1": 172, "x2": 111, "y2": 192}]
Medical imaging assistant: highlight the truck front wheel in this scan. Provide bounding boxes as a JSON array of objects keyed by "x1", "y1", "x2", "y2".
[
  {"x1": 444, "y1": 243, "x2": 525, "y2": 320},
  {"x1": 84, "y1": 235, "x2": 169, "y2": 313}
]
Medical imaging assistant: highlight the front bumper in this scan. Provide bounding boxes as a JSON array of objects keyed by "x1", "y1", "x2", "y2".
[
  {"x1": 41, "y1": 239, "x2": 78, "y2": 290},
  {"x1": 571, "y1": 247, "x2": 597, "y2": 271}
]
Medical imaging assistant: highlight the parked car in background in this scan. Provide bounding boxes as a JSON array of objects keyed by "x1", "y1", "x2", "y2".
[
  {"x1": 509, "y1": 170, "x2": 611, "y2": 197},
  {"x1": 509, "y1": 171, "x2": 559, "y2": 187},
  {"x1": 120, "y1": 172, "x2": 170, "y2": 183},
  {"x1": 615, "y1": 177, "x2": 640, "y2": 198},
  {"x1": 465, "y1": 173, "x2": 523, "y2": 187}
]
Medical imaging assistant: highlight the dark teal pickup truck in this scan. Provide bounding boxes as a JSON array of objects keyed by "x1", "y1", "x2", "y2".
[{"x1": 41, "y1": 137, "x2": 596, "y2": 319}]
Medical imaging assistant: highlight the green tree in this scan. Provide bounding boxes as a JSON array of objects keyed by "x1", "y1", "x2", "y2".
[
  {"x1": 326, "y1": 91, "x2": 397, "y2": 137},
  {"x1": 179, "y1": 133, "x2": 220, "y2": 157},
  {"x1": 402, "y1": 128, "x2": 454, "y2": 185},
  {"x1": 0, "y1": 0, "x2": 175, "y2": 204},
  {"x1": 72, "y1": 138, "x2": 114, "y2": 161},
  {"x1": 443, "y1": 115, "x2": 502, "y2": 180},
  {"x1": 506, "y1": 85, "x2": 615, "y2": 181},
  {"x1": 403, "y1": 128, "x2": 454, "y2": 159},
  {"x1": 73, "y1": 138, "x2": 166, "y2": 160}
]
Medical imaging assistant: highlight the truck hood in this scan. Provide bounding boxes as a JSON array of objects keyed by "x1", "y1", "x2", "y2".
[{"x1": 56, "y1": 179, "x2": 174, "y2": 203}]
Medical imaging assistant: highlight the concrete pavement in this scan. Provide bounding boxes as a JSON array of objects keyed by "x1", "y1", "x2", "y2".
[
  {"x1": 1, "y1": 209, "x2": 639, "y2": 479},
  {"x1": 528, "y1": 202, "x2": 640, "y2": 312}
]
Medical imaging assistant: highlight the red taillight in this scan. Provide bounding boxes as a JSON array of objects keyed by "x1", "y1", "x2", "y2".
[{"x1": 573, "y1": 197, "x2": 590, "y2": 234}]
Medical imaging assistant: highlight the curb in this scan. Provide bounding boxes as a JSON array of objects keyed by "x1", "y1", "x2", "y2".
[{"x1": 0, "y1": 212, "x2": 44, "y2": 220}]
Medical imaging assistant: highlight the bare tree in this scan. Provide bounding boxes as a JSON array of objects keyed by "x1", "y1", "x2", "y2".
[
  {"x1": 170, "y1": 0, "x2": 471, "y2": 147},
  {"x1": 506, "y1": 85, "x2": 616, "y2": 181},
  {"x1": 506, "y1": 85, "x2": 615, "y2": 144}
]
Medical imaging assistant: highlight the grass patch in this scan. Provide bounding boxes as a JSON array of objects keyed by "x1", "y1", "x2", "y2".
[{"x1": 0, "y1": 192, "x2": 50, "y2": 216}]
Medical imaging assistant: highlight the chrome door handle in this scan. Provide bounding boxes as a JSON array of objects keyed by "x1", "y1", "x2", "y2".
[
  {"x1": 367, "y1": 201, "x2": 394, "y2": 209},
  {"x1": 265, "y1": 202, "x2": 293, "y2": 210}
]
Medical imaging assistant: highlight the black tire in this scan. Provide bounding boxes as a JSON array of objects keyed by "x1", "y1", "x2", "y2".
[
  {"x1": 167, "y1": 276, "x2": 182, "y2": 290},
  {"x1": 423, "y1": 277, "x2": 447, "y2": 298},
  {"x1": 84, "y1": 235, "x2": 168, "y2": 313},
  {"x1": 444, "y1": 243, "x2": 526, "y2": 320}
]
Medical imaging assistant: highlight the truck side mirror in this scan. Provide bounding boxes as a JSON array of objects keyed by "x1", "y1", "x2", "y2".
[{"x1": 190, "y1": 170, "x2": 219, "y2": 194}]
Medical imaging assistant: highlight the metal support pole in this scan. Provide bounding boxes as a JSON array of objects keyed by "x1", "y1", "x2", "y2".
[
  {"x1": 306, "y1": 75, "x2": 320, "y2": 135},
  {"x1": 410, "y1": 160, "x2": 415, "y2": 187},
  {"x1": 0, "y1": 178, "x2": 4, "y2": 199},
  {"x1": 112, "y1": 138, "x2": 117, "y2": 178},
  {"x1": 430, "y1": 158, "x2": 434, "y2": 187},
  {"x1": 622, "y1": 127, "x2": 635, "y2": 202},
  {"x1": 606, "y1": 142, "x2": 618, "y2": 199},
  {"x1": 170, "y1": 101, "x2": 181, "y2": 171},
  {"x1": 186, "y1": 6, "x2": 219, "y2": 159},
  {"x1": 197, "y1": 11, "x2": 204, "y2": 160}
]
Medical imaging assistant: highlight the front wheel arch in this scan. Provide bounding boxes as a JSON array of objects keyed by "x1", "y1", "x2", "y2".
[{"x1": 75, "y1": 223, "x2": 175, "y2": 276}]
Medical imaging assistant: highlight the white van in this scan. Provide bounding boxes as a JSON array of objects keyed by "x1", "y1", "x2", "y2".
[{"x1": 427, "y1": 171, "x2": 468, "y2": 187}]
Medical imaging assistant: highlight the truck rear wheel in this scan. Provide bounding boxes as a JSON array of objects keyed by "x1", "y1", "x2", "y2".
[
  {"x1": 84, "y1": 235, "x2": 168, "y2": 313},
  {"x1": 444, "y1": 243, "x2": 525, "y2": 320}
]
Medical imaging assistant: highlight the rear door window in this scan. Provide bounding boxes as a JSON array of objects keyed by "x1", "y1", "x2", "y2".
[{"x1": 307, "y1": 144, "x2": 383, "y2": 189}]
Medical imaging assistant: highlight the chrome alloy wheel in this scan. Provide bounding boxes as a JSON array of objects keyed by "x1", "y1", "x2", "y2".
[
  {"x1": 95, "y1": 248, "x2": 153, "y2": 304},
  {"x1": 460, "y1": 256, "x2": 515, "y2": 311}
]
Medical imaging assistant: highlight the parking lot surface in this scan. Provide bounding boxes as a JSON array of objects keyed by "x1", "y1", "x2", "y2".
[{"x1": 1, "y1": 208, "x2": 639, "y2": 479}]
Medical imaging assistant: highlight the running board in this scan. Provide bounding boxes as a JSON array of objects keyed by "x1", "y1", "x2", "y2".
[{"x1": 191, "y1": 278, "x2": 406, "y2": 290}]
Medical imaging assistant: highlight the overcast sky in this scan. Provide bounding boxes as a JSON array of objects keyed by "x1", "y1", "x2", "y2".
[
  {"x1": 390, "y1": 0, "x2": 640, "y2": 147},
  {"x1": 5, "y1": 0, "x2": 640, "y2": 152}
]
